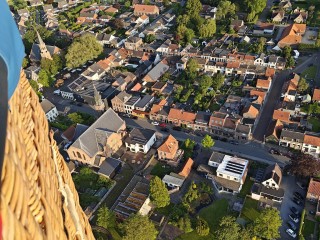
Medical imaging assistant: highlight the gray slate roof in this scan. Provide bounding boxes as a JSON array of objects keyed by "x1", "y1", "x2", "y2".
[
  {"x1": 71, "y1": 108, "x2": 125, "y2": 157},
  {"x1": 40, "y1": 99, "x2": 56, "y2": 113},
  {"x1": 135, "y1": 95, "x2": 153, "y2": 108},
  {"x1": 125, "y1": 128, "x2": 155, "y2": 145},
  {"x1": 280, "y1": 129, "x2": 304, "y2": 140},
  {"x1": 98, "y1": 157, "x2": 121, "y2": 177},
  {"x1": 146, "y1": 62, "x2": 169, "y2": 81}
]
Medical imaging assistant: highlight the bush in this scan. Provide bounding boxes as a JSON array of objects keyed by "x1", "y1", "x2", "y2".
[{"x1": 196, "y1": 217, "x2": 210, "y2": 236}]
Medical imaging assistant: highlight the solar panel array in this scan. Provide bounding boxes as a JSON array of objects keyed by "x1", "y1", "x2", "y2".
[{"x1": 225, "y1": 161, "x2": 245, "y2": 175}]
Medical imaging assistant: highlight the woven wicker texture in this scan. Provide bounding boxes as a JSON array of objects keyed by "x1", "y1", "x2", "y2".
[{"x1": 1, "y1": 72, "x2": 95, "y2": 240}]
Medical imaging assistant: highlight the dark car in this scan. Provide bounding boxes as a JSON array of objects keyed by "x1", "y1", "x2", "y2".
[
  {"x1": 293, "y1": 197, "x2": 302, "y2": 206},
  {"x1": 294, "y1": 192, "x2": 304, "y2": 200},
  {"x1": 172, "y1": 126, "x2": 182, "y2": 131},
  {"x1": 160, "y1": 127, "x2": 169, "y2": 132},
  {"x1": 290, "y1": 206, "x2": 299, "y2": 215},
  {"x1": 269, "y1": 148, "x2": 281, "y2": 155},
  {"x1": 229, "y1": 140, "x2": 239, "y2": 145},
  {"x1": 76, "y1": 102, "x2": 83, "y2": 106},
  {"x1": 287, "y1": 220, "x2": 297, "y2": 231},
  {"x1": 131, "y1": 116, "x2": 138, "y2": 120}
]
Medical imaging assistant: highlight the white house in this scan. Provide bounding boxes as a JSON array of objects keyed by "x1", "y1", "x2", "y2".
[
  {"x1": 124, "y1": 128, "x2": 156, "y2": 153},
  {"x1": 162, "y1": 173, "x2": 185, "y2": 189},
  {"x1": 40, "y1": 99, "x2": 59, "y2": 122},
  {"x1": 302, "y1": 134, "x2": 320, "y2": 158},
  {"x1": 124, "y1": 95, "x2": 141, "y2": 115},
  {"x1": 212, "y1": 155, "x2": 249, "y2": 194}
]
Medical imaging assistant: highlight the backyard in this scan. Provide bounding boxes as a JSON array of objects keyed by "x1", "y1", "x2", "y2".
[
  {"x1": 308, "y1": 117, "x2": 320, "y2": 132},
  {"x1": 150, "y1": 162, "x2": 174, "y2": 178},
  {"x1": 302, "y1": 219, "x2": 316, "y2": 238},
  {"x1": 240, "y1": 197, "x2": 260, "y2": 222},
  {"x1": 301, "y1": 65, "x2": 317, "y2": 80},
  {"x1": 72, "y1": 167, "x2": 114, "y2": 209},
  {"x1": 239, "y1": 179, "x2": 254, "y2": 199}
]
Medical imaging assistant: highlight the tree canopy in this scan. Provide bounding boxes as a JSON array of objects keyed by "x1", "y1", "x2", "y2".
[
  {"x1": 183, "y1": 181, "x2": 198, "y2": 204},
  {"x1": 287, "y1": 153, "x2": 320, "y2": 178},
  {"x1": 11, "y1": 0, "x2": 27, "y2": 10},
  {"x1": 216, "y1": 1, "x2": 236, "y2": 20},
  {"x1": 215, "y1": 216, "x2": 241, "y2": 240},
  {"x1": 186, "y1": 58, "x2": 199, "y2": 80},
  {"x1": 96, "y1": 206, "x2": 116, "y2": 230},
  {"x1": 252, "y1": 208, "x2": 282, "y2": 240},
  {"x1": 212, "y1": 73, "x2": 225, "y2": 90},
  {"x1": 201, "y1": 134, "x2": 215, "y2": 149},
  {"x1": 196, "y1": 217, "x2": 210, "y2": 236},
  {"x1": 150, "y1": 176, "x2": 170, "y2": 208},
  {"x1": 297, "y1": 77, "x2": 309, "y2": 92},
  {"x1": 185, "y1": 0, "x2": 202, "y2": 18},
  {"x1": 38, "y1": 69, "x2": 51, "y2": 87},
  {"x1": 67, "y1": 112, "x2": 95, "y2": 125},
  {"x1": 121, "y1": 215, "x2": 158, "y2": 240},
  {"x1": 199, "y1": 19, "x2": 216, "y2": 38},
  {"x1": 65, "y1": 34, "x2": 103, "y2": 68},
  {"x1": 144, "y1": 34, "x2": 156, "y2": 43}
]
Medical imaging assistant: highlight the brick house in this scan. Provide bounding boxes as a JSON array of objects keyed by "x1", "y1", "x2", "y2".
[
  {"x1": 158, "y1": 135, "x2": 183, "y2": 166},
  {"x1": 133, "y1": 4, "x2": 159, "y2": 16},
  {"x1": 111, "y1": 91, "x2": 132, "y2": 113}
]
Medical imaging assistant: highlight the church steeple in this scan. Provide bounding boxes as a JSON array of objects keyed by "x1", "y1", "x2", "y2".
[
  {"x1": 93, "y1": 84, "x2": 103, "y2": 107},
  {"x1": 36, "y1": 30, "x2": 52, "y2": 60}
]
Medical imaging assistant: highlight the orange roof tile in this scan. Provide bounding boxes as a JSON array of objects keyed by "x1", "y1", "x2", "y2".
[
  {"x1": 134, "y1": 4, "x2": 159, "y2": 14},
  {"x1": 278, "y1": 24, "x2": 306, "y2": 46},
  {"x1": 181, "y1": 111, "x2": 196, "y2": 122},
  {"x1": 131, "y1": 83, "x2": 142, "y2": 92},
  {"x1": 168, "y1": 108, "x2": 182, "y2": 120},
  {"x1": 304, "y1": 134, "x2": 320, "y2": 147},
  {"x1": 226, "y1": 61, "x2": 240, "y2": 68},
  {"x1": 312, "y1": 89, "x2": 320, "y2": 101},
  {"x1": 265, "y1": 67, "x2": 276, "y2": 77},
  {"x1": 179, "y1": 158, "x2": 194, "y2": 178},
  {"x1": 244, "y1": 55, "x2": 255, "y2": 61},
  {"x1": 256, "y1": 79, "x2": 271, "y2": 89},
  {"x1": 158, "y1": 99, "x2": 167, "y2": 106},
  {"x1": 242, "y1": 105, "x2": 259, "y2": 118},
  {"x1": 150, "y1": 104, "x2": 162, "y2": 114},
  {"x1": 253, "y1": 95, "x2": 264, "y2": 105},
  {"x1": 62, "y1": 125, "x2": 75, "y2": 141},
  {"x1": 140, "y1": 14, "x2": 149, "y2": 20},
  {"x1": 105, "y1": 6, "x2": 118, "y2": 13},
  {"x1": 273, "y1": 109, "x2": 290, "y2": 122},
  {"x1": 250, "y1": 89, "x2": 266, "y2": 99},
  {"x1": 158, "y1": 135, "x2": 179, "y2": 154},
  {"x1": 307, "y1": 178, "x2": 320, "y2": 197}
]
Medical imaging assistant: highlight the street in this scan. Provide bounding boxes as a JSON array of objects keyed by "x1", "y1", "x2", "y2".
[
  {"x1": 253, "y1": 52, "x2": 319, "y2": 141},
  {"x1": 124, "y1": 117, "x2": 289, "y2": 166}
]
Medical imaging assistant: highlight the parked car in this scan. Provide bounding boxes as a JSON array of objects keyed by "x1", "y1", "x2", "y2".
[
  {"x1": 151, "y1": 121, "x2": 159, "y2": 125},
  {"x1": 289, "y1": 214, "x2": 299, "y2": 223},
  {"x1": 131, "y1": 116, "x2": 138, "y2": 120},
  {"x1": 76, "y1": 102, "x2": 83, "y2": 106},
  {"x1": 172, "y1": 126, "x2": 182, "y2": 131},
  {"x1": 159, "y1": 123, "x2": 167, "y2": 128},
  {"x1": 309, "y1": 210, "x2": 315, "y2": 215},
  {"x1": 229, "y1": 140, "x2": 239, "y2": 145},
  {"x1": 297, "y1": 182, "x2": 307, "y2": 190},
  {"x1": 286, "y1": 228, "x2": 297, "y2": 238},
  {"x1": 287, "y1": 221, "x2": 297, "y2": 231},
  {"x1": 160, "y1": 127, "x2": 169, "y2": 132},
  {"x1": 290, "y1": 207, "x2": 299, "y2": 215},
  {"x1": 269, "y1": 148, "x2": 281, "y2": 155},
  {"x1": 294, "y1": 192, "x2": 304, "y2": 200},
  {"x1": 293, "y1": 198, "x2": 302, "y2": 206}
]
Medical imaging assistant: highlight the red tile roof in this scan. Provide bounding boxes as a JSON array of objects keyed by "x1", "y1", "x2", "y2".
[
  {"x1": 134, "y1": 4, "x2": 159, "y2": 14},
  {"x1": 312, "y1": 89, "x2": 320, "y2": 102},
  {"x1": 278, "y1": 24, "x2": 306, "y2": 46},
  {"x1": 179, "y1": 158, "x2": 194, "y2": 178},
  {"x1": 304, "y1": 134, "x2": 320, "y2": 147},
  {"x1": 158, "y1": 135, "x2": 179, "y2": 154},
  {"x1": 307, "y1": 178, "x2": 320, "y2": 197},
  {"x1": 273, "y1": 109, "x2": 290, "y2": 122}
]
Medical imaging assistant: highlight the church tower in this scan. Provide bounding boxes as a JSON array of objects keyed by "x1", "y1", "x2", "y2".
[
  {"x1": 36, "y1": 30, "x2": 52, "y2": 60},
  {"x1": 93, "y1": 83, "x2": 105, "y2": 110}
]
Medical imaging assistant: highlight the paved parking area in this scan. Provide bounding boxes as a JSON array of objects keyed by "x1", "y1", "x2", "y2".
[
  {"x1": 302, "y1": 30, "x2": 318, "y2": 45},
  {"x1": 279, "y1": 175, "x2": 306, "y2": 239}
]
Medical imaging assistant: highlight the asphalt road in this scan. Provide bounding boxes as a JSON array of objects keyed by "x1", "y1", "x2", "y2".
[
  {"x1": 253, "y1": 52, "x2": 319, "y2": 141},
  {"x1": 124, "y1": 117, "x2": 290, "y2": 166}
]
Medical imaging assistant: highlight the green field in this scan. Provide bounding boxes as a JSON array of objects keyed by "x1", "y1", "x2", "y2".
[
  {"x1": 239, "y1": 179, "x2": 254, "y2": 199},
  {"x1": 240, "y1": 198, "x2": 260, "y2": 222},
  {"x1": 302, "y1": 66, "x2": 317, "y2": 79},
  {"x1": 199, "y1": 199, "x2": 229, "y2": 232},
  {"x1": 303, "y1": 219, "x2": 316, "y2": 238},
  {"x1": 176, "y1": 230, "x2": 214, "y2": 240},
  {"x1": 308, "y1": 117, "x2": 320, "y2": 132}
]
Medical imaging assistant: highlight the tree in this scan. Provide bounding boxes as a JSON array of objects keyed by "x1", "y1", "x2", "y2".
[
  {"x1": 67, "y1": 112, "x2": 95, "y2": 125},
  {"x1": 287, "y1": 153, "x2": 320, "y2": 178},
  {"x1": 199, "y1": 19, "x2": 216, "y2": 38},
  {"x1": 41, "y1": 54, "x2": 63, "y2": 75},
  {"x1": 144, "y1": 34, "x2": 156, "y2": 43},
  {"x1": 201, "y1": 134, "x2": 215, "y2": 149},
  {"x1": 113, "y1": 18, "x2": 124, "y2": 29},
  {"x1": 232, "y1": 79, "x2": 242, "y2": 87},
  {"x1": 307, "y1": 102, "x2": 320, "y2": 114},
  {"x1": 196, "y1": 217, "x2": 210, "y2": 236},
  {"x1": 215, "y1": 216, "x2": 241, "y2": 240},
  {"x1": 12, "y1": 0, "x2": 27, "y2": 10},
  {"x1": 212, "y1": 73, "x2": 225, "y2": 90},
  {"x1": 65, "y1": 34, "x2": 103, "y2": 68},
  {"x1": 22, "y1": 58, "x2": 29, "y2": 68},
  {"x1": 182, "y1": 138, "x2": 195, "y2": 151},
  {"x1": 96, "y1": 206, "x2": 116, "y2": 230},
  {"x1": 252, "y1": 208, "x2": 282, "y2": 240},
  {"x1": 150, "y1": 176, "x2": 170, "y2": 208},
  {"x1": 186, "y1": 58, "x2": 198, "y2": 80},
  {"x1": 244, "y1": 0, "x2": 267, "y2": 20},
  {"x1": 177, "y1": 215, "x2": 193, "y2": 233},
  {"x1": 183, "y1": 181, "x2": 198, "y2": 204},
  {"x1": 176, "y1": 14, "x2": 190, "y2": 26},
  {"x1": 38, "y1": 70, "x2": 50, "y2": 87},
  {"x1": 124, "y1": 0, "x2": 131, "y2": 7},
  {"x1": 184, "y1": 28, "x2": 195, "y2": 44},
  {"x1": 297, "y1": 77, "x2": 309, "y2": 92},
  {"x1": 286, "y1": 56, "x2": 295, "y2": 69},
  {"x1": 216, "y1": 1, "x2": 236, "y2": 19},
  {"x1": 121, "y1": 215, "x2": 158, "y2": 240},
  {"x1": 185, "y1": 0, "x2": 202, "y2": 18},
  {"x1": 199, "y1": 75, "x2": 213, "y2": 93},
  {"x1": 282, "y1": 46, "x2": 292, "y2": 59}
]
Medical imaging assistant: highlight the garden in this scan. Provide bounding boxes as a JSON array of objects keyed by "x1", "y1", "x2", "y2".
[
  {"x1": 50, "y1": 111, "x2": 95, "y2": 130},
  {"x1": 72, "y1": 167, "x2": 114, "y2": 209},
  {"x1": 239, "y1": 197, "x2": 260, "y2": 222}
]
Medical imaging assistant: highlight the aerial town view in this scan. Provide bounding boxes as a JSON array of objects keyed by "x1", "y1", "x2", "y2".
[{"x1": 1, "y1": 0, "x2": 320, "y2": 239}]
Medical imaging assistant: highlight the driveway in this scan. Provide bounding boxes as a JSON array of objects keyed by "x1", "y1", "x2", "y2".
[{"x1": 279, "y1": 175, "x2": 306, "y2": 240}]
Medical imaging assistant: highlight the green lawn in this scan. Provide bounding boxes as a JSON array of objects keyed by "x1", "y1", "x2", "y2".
[
  {"x1": 308, "y1": 117, "x2": 320, "y2": 132},
  {"x1": 176, "y1": 231, "x2": 214, "y2": 240},
  {"x1": 240, "y1": 198, "x2": 260, "y2": 222},
  {"x1": 303, "y1": 219, "x2": 316, "y2": 238},
  {"x1": 102, "y1": 167, "x2": 134, "y2": 208},
  {"x1": 302, "y1": 66, "x2": 317, "y2": 79},
  {"x1": 199, "y1": 199, "x2": 229, "y2": 232},
  {"x1": 239, "y1": 179, "x2": 254, "y2": 199},
  {"x1": 155, "y1": 203, "x2": 176, "y2": 216},
  {"x1": 150, "y1": 162, "x2": 173, "y2": 178},
  {"x1": 109, "y1": 228, "x2": 122, "y2": 240}
]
